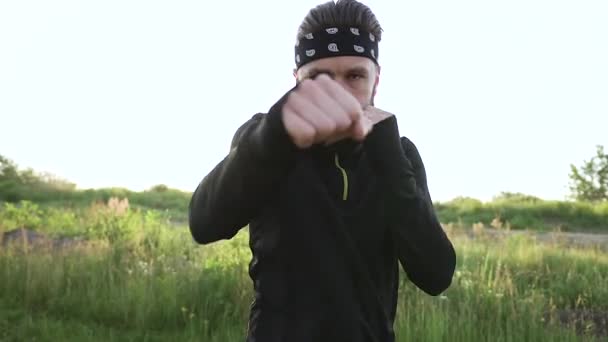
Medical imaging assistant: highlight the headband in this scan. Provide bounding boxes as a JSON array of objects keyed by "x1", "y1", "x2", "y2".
[{"x1": 294, "y1": 26, "x2": 379, "y2": 70}]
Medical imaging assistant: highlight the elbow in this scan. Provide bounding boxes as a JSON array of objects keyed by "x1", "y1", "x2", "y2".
[
  {"x1": 427, "y1": 245, "x2": 457, "y2": 296},
  {"x1": 408, "y1": 244, "x2": 457, "y2": 296},
  {"x1": 188, "y1": 208, "x2": 214, "y2": 245},
  {"x1": 421, "y1": 270, "x2": 454, "y2": 296},
  {"x1": 188, "y1": 200, "x2": 240, "y2": 245},
  {"x1": 189, "y1": 209, "x2": 232, "y2": 245},
  {"x1": 188, "y1": 192, "x2": 219, "y2": 245}
]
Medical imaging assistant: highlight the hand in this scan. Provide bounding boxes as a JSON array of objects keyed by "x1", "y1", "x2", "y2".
[
  {"x1": 323, "y1": 106, "x2": 394, "y2": 145},
  {"x1": 282, "y1": 74, "x2": 373, "y2": 149}
]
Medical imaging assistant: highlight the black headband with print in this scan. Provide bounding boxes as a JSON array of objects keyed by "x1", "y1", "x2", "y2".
[{"x1": 294, "y1": 26, "x2": 379, "y2": 70}]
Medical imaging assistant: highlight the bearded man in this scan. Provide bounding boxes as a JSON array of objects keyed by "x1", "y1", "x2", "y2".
[{"x1": 189, "y1": 1, "x2": 456, "y2": 341}]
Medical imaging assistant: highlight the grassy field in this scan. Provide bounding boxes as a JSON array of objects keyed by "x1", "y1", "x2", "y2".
[
  {"x1": 3, "y1": 153, "x2": 608, "y2": 232},
  {"x1": 2, "y1": 188, "x2": 608, "y2": 233},
  {"x1": 435, "y1": 195, "x2": 608, "y2": 233},
  {"x1": 1, "y1": 200, "x2": 607, "y2": 341}
]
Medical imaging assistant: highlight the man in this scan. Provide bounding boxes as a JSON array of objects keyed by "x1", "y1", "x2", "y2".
[{"x1": 188, "y1": 1, "x2": 456, "y2": 341}]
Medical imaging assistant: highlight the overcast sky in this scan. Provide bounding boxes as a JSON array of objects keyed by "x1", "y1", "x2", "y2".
[{"x1": 1, "y1": 0, "x2": 606, "y2": 202}]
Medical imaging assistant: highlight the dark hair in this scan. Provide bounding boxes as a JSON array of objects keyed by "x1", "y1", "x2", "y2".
[{"x1": 297, "y1": 0, "x2": 383, "y2": 42}]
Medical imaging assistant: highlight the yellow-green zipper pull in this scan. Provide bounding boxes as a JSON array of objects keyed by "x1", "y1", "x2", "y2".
[{"x1": 334, "y1": 153, "x2": 349, "y2": 201}]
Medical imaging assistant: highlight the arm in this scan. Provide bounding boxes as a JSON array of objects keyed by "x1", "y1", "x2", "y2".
[
  {"x1": 188, "y1": 90, "x2": 298, "y2": 244},
  {"x1": 363, "y1": 115, "x2": 456, "y2": 296},
  {"x1": 189, "y1": 73, "x2": 371, "y2": 245}
]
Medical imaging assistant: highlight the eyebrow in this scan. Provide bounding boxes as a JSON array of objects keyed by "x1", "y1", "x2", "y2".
[{"x1": 345, "y1": 66, "x2": 369, "y2": 75}]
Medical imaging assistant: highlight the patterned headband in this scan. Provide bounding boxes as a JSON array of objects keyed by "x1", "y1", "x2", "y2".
[{"x1": 294, "y1": 26, "x2": 379, "y2": 70}]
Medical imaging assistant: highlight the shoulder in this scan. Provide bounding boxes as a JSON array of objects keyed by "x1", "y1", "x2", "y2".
[
  {"x1": 230, "y1": 113, "x2": 265, "y2": 148},
  {"x1": 399, "y1": 135, "x2": 419, "y2": 156},
  {"x1": 399, "y1": 136, "x2": 425, "y2": 170}
]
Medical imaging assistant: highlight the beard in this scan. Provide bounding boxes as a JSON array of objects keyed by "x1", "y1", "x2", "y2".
[{"x1": 368, "y1": 83, "x2": 377, "y2": 107}]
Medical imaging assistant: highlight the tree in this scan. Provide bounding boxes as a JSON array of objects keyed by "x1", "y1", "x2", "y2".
[
  {"x1": 568, "y1": 145, "x2": 608, "y2": 202},
  {"x1": 492, "y1": 192, "x2": 541, "y2": 203},
  {"x1": 0, "y1": 154, "x2": 19, "y2": 181},
  {"x1": 0, "y1": 154, "x2": 76, "y2": 202},
  {"x1": 0, "y1": 154, "x2": 23, "y2": 201},
  {"x1": 149, "y1": 184, "x2": 169, "y2": 192}
]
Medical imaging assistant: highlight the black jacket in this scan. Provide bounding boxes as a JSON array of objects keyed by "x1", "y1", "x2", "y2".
[{"x1": 188, "y1": 88, "x2": 456, "y2": 342}]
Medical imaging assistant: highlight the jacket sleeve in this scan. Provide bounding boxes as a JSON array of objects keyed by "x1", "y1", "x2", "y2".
[
  {"x1": 188, "y1": 89, "x2": 298, "y2": 244},
  {"x1": 363, "y1": 115, "x2": 456, "y2": 296}
]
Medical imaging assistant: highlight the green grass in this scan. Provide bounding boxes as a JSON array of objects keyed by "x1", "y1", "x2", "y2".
[
  {"x1": 435, "y1": 194, "x2": 608, "y2": 232},
  {"x1": 3, "y1": 151, "x2": 608, "y2": 232},
  {"x1": 3, "y1": 190, "x2": 608, "y2": 235},
  {"x1": 1, "y1": 202, "x2": 607, "y2": 341}
]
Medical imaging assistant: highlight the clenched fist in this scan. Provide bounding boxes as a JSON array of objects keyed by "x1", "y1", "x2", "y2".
[{"x1": 282, "y1": 74, "x2": 373, "y2": 148}]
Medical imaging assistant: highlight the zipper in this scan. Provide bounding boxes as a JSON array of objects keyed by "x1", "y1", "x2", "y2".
[{"x1": 334, "y1": 153, "x2": 349, "y2": 201}]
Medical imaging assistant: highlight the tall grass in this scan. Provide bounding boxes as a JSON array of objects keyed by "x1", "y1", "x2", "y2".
[{"x1": 1, "y1": 202, "x2": 606, "y2": 341}]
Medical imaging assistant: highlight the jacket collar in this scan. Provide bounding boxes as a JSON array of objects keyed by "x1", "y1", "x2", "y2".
[{"x1": 310, "y1": 138, "x2": 363, "y2": 167}]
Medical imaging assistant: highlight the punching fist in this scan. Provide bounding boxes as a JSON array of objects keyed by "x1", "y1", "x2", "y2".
[{"x1": 282, "y1": 74, "x2": 373, "y2": 149}]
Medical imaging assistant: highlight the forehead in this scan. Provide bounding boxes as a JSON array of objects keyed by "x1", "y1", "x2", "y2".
[{"x1": 298, "y1": 56, "x2": 376, "y2": 75}]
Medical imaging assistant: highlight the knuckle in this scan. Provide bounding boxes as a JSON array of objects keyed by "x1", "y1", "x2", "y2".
[
  {"x1": 317, "y1": 75, "x2": 337, "y2": 90},
  {"x1": 305, "y1": 130, "x2": 316, "y2": 142},
  {"x1": 316, "y1": 124, "x2": 331, "y2": 137},
  {"x1": 308, "y1": 85, "x2": 324, "y2": 102},
  {"x1": 335, "y1": 117, "x2": 351, "y2": 131},
  {"x1": 285, "y1": 92, "x2": 300, "y2": 107},
  {"x1": 301, "y1": 122, "x2": 314, "y2": 135},
  {"x1": 325, "y1": 120, "x2": 337, "y2": 133},
  {"x1": 347, "y1": 105, "x2": 363, "y2": 119},
  {"x1": 316, "y1": 73, "x2": 332, "y2": 82},
  {"x1": 327, "y1": 79, "x2": 343, "y2": 92},
  {"x1": 299, "y1": 79, "x2": 314, "y2": 92},
  {"x1": 296, "y1": 131, "x2": 313, "y2": 147},
  {"x1": 328, "y1": 81, "x2": 340, "y2": 90},
  {"x1": 282, "y1": 104, "x2": 294, "y2": 117}
]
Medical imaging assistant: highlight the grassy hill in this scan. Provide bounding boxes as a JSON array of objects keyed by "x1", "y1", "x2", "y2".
[{"x1": 2, "y1": 154, "x2": 608, "y2": 233}]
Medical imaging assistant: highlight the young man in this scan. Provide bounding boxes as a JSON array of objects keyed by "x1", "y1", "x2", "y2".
[{"x1": 189, "y1": 1, "x2": 456, "y2": 341}]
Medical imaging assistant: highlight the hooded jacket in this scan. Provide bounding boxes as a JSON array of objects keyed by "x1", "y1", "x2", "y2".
[{"x1": 188, "y1": 87, "x2": 456, "y2": 342}]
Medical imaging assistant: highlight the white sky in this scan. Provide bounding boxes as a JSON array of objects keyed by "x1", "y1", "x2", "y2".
[{"x1": 1, "y1": 0, "x2": 606, "y2": 202}]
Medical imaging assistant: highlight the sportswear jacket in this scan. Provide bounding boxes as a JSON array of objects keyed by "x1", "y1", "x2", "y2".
[{"x1": 189, "y1": 86, "x2": 456, "y2": 342}]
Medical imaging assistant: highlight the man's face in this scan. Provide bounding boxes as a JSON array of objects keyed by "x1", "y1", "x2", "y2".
[{"x1": 295, "y1": 56, "x2": 380, "y2": 107}]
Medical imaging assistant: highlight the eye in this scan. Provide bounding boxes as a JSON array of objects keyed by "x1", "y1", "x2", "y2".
[
  {"x1": 347, "y1": 73, "x2": 365, "y2": 81},
  {"x1": 307, "y1": 72, "x2": 319, "y2": 79}
]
